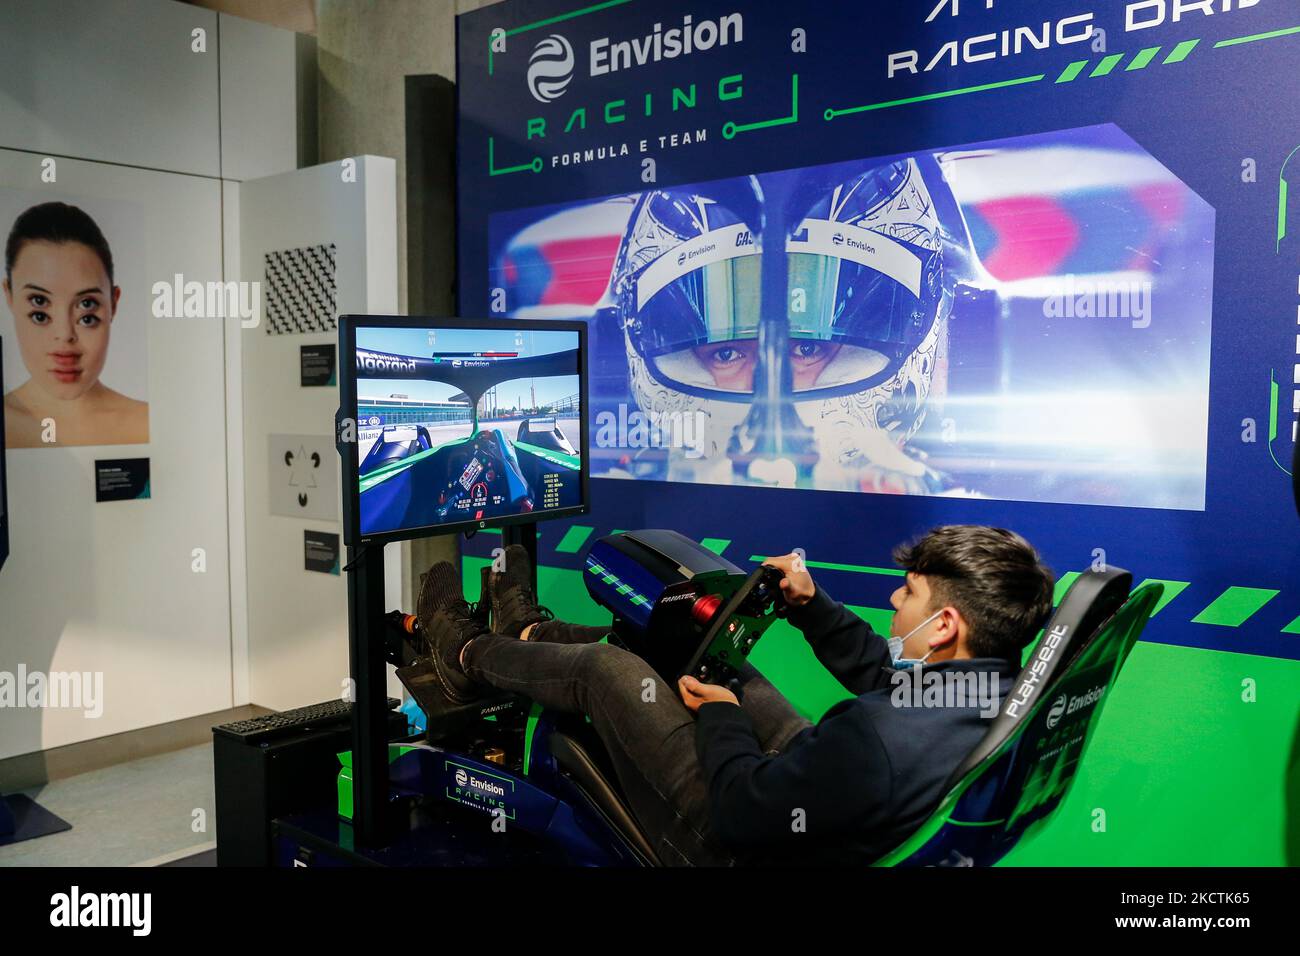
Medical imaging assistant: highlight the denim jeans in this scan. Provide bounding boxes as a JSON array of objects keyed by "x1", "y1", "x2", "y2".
[{"x1": 462, "y1": 630, "x2": 812, "y2": 866}]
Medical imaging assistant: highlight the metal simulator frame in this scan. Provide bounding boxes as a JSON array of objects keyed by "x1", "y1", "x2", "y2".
[{"x1": 301, "y1": 524, "x2": 1161, "y2": 866}]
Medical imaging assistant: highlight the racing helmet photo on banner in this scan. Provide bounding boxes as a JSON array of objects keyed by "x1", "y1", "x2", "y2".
[{"x1": 488, "y1": 124, "x2": 1213, "y2": 509}]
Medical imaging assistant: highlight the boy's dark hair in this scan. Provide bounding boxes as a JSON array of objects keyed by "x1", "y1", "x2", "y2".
[
  {"x1": 5, "y1": 202, "x2": 114, "y2": 285},
  {"x1": 892, "y1": 525, "x2": 1055, "y2": 660}
]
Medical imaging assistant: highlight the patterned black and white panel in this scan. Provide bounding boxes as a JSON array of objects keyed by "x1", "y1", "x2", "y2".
[{"x1": 264, "y1": 243, "x2": 338, "y2": 335}]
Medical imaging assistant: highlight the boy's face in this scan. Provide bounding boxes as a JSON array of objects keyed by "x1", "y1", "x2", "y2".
[{"x1": 889, "y1": 572, "x2": 939, "y2": 652}]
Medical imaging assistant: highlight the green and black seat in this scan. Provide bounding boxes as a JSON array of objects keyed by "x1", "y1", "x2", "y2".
[{"x1": 873, "y1": 566, "x2": 1162, "y2": 866}]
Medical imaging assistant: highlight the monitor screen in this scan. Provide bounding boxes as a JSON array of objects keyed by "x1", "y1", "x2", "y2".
[{"x1": 338, "y1": 316, "x2": 588, "y2": 545}]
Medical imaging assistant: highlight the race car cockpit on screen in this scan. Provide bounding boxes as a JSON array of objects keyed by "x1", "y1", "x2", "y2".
[{"x1": 339, "y1": 318, "x2": 588, "y2": 544}]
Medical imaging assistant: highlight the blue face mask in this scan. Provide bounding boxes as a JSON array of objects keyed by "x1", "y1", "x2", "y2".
[{"x1": 888, "y1": 610, "x2": 943, "y2": 670}]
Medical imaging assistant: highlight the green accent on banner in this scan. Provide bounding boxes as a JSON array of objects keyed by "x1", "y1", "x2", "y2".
[
  {"x1": 555, "y1": 525, "x2": 594, "y2": 554},
  {"x1": 1052, "y1": 571, "x2": 1081, "y2": 605},
  {"x1": 1282, "y1": 614, "x2": 1300, "y2": 635},
  {"x1": 1125, "y1": 46, "x2": 1162, "y2": 71},
  {"x1": 1270, "y1": 373, "x2": 1280, "y2": 442},
  {"x1": 699, "y1": 537, "x2": 731, "y2": 556},
  {"x1": 724, "y1": 73, "x2": 798, "y2": 139},
  {"x1": 1134, "y1": 579, "x2": 1190, "y2": 616},
  {"x1": 1279, "y1": 178, "x2": 1290, "y2": 250},
  {"x1": 1056, "y1": 60, "x2": 1088, "y2": 83},
  {"x1": 488, "y1": 0, "x2": 635, "y2": 75},
  {"x1": 1091, "y1": 54, "x2": 1125, "y2": 77},
  {"x1": 825, "y1": 74, "x2": 1043, "y2": 119},
  {"x1": 1192, "y1": 587, "x2": 1280, "y2": 627},
  {"x1": 748, "y1": 555, "x2": 904, "y2": 577},
  {"x1": 1164, "y1": 39, "x2": 1200, "y2": 64},
  {"x1": 489, "y1": 137, "x2": 542, "y2": 177},
  {"x1": 1215, "y1": 24, "x2": 1300, "y2": 48},
  {"x1": 137, "y1": 479, "x2": 151, "y2": 500}
]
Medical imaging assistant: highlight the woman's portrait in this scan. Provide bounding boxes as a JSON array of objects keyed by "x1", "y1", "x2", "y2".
[{"x1": 2, "y1": 201, "x2": 148, "y2": 448}]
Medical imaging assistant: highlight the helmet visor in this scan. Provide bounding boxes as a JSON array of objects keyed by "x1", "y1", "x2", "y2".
[{"x1": 632, "y1": 223, "x2": 939, "y2": 398}]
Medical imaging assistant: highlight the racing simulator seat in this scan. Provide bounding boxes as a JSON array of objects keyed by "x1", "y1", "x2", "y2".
[
  {"x1": 536, "y1": 532, "x2": 1164, "y2": 867},
  {"x1": 350, "y1": 531, "x2": 1160, "y2": 867}
]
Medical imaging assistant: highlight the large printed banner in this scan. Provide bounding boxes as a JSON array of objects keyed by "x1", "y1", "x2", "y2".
[{"x1": 457, "y1": 0, "x2": 1300, "y2": 662}]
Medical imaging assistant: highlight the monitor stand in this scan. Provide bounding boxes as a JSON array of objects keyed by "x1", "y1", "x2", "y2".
[{"x1": 345, "y1": 520, "x2": 538, "y2": 849}]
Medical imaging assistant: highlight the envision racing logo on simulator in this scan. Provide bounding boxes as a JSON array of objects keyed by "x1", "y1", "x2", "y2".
[
  {"x1": 528, "y1": 34, "x2": 574, "y2": 102},
  {"x1": 447, "y1": 761, "x2": 510, "y2": 814},
  {"x1": 1046, "y1": 685, "x2": 1107, "y2": 729}
]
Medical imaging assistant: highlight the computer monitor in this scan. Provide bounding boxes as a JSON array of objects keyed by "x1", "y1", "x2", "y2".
[{"x1": 337, "y1": 316, "x2": 589, "y2": 546}]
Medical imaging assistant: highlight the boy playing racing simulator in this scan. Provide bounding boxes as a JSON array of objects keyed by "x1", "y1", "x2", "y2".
[{"x1": 418, "y1": 525, "x2": 1054, "y2": 865}]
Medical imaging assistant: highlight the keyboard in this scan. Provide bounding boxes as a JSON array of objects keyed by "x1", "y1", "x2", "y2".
[{"x1": 215, "y1": 697, "x2": 401, "y2": 743}]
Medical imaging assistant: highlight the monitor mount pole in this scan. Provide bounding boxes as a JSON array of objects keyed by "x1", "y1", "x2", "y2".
[{"x1": 347, "y1": 543, "x2": 390, "y2": 848}]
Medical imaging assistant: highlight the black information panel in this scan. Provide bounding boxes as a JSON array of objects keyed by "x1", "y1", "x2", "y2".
[{"x1": 95, "y1": 459, "x2": 150, "y2": 503}]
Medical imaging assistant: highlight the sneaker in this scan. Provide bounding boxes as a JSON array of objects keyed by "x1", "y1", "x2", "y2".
[
  {"x1": 487, "y1": 544, "x2": 554, "y2": 639},
  {"x1": 416, "y1": 561, "x2": 489, "y2": 703}
]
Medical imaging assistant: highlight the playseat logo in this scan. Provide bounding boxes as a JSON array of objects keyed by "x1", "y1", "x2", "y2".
[
  {"x1": 50, "y1": 886, "x2": 151, "y2": 936},
  {"x1": 1005, "y1": 623, "x2": 1068, "y2": 719}
]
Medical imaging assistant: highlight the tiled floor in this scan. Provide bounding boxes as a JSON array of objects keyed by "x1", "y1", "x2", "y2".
[{"x1": 0, "y1": 744, "x2": 217, "y2": 867}]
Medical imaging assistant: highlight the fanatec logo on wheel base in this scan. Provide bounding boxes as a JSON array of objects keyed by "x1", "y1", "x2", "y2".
[{"x1": 528, "y1": 34, "x2": 575, "y2": 103}]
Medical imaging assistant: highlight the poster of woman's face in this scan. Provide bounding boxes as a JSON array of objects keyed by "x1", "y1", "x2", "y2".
[{"x1": 0, "y1": 189, "x2": 148, "y2": 448}]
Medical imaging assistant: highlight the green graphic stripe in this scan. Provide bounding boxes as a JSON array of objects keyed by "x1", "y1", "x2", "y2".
[
  {"x1": 1192, "y1": 587, "x2": 1280, "y2": 627},
  {"x1": 1125, "y1": 46, "x2": 1162, "y2": 71},
  {"x1": 1269, "y1": 373, "x2": 1280, "y2": 442},
  {"x1": 1053, "y1": 571, "x2": 1081, "y2": 606},
  {"x1": 489, "y1": 137, "x2": 541, "y2": 177},
  {"x1": 580, "y1": 537, "x2": 1287, "y2": 632},
  {"x1": 1164, "y1": 38, "x2": 1200, "y2": 63},
  {"x1": 1215, "y1": 25, "x2": 1300, "y2": 48},
  {"x1": 1056, "y1": 60, "x2": 1089, "y2": 83},
  {"x1": 825, "y1": 74, "x2": 1043, "y2": 118},
  {"x1": 488, "y1": 0, "x2": 635, "y2": 74},
  {"x1": 1279, "y1": 178, "x2": 1290, "y2": 249},
  {"x1": 748, "y1": 555, "x2": 904, "y2": 577},
  {"x1": 1091, "y1": 54, "x2": 1125, "y2": 77},
  {"x1": 725, "y1": 74, "x2": 798, "y2": 139},
  {"x1": 1134, "y1": 579, "x2": 1190, "y2": 616},
  {"x1": 555, "y1": 524, "x2": 594, "y2": 554}
]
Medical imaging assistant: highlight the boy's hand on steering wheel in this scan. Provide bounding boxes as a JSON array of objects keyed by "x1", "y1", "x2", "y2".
[
  {"x1": 763, "y1": 552, "x2": 816, "y2": 608},
  {"x1": 678, "y1": 675, "x2": 739, "y2": 713}
]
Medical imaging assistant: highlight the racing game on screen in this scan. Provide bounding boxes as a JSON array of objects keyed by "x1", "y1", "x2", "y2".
[{"x1": 353, "y1": 325, "x2": 582, "y2": 536}]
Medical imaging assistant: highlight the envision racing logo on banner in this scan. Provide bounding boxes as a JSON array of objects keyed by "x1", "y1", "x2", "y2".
[
  {"x1": 524, "y1": 12, "x2": 744, "y2": 103},
  {"x1": 528, "y1": 34, "x2": 574, "y2": 102}
]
